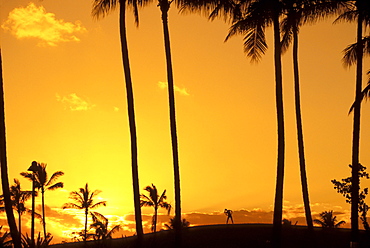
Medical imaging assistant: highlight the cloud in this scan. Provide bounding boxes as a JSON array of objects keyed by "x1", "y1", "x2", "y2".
[
  {"x1": 158, "y1": 81, "x2": 190, "y2": 96},
  {"x1": 1, "y1": 2, "x2": 86, "y2": 46},
  {"x1": 56, "y1": 93, "x2": 95, "y2": 111}
]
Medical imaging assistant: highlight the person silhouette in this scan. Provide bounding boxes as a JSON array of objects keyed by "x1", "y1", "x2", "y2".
[{"x1": 224, "y1": 209, "x2": 234, "y2": 224}]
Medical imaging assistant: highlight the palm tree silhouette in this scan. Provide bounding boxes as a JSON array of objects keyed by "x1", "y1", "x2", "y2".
[
  {"x1": 63, "y1": 183, "x2": 107, "y2": 242},
  {"x1": 224, "y1": 0, "x2": 285, "y2": 246},
  {"x1": 313, "y1": 210, "x2": 346, "y2": 228},
  {"x1": 280, "y1": 0, "x2": 344, "y2": 231},
  {"x1": 157, "y1": 0, "x2": 182, "y2": 240},
  {"x1": 140, "y1": 184, "x2": 171, "y2": 233},
  {"x1": 21, "y1": 162, "x2": 64, "y2": 238},
  {"x1": 0, "y1": 48, "x2": 21, "y2": 248},
  {"x1": 0, "y1": 179, "x2": 42, "y2": 237},
  {"x1": 92, "y1": 0, "x2": 150, "y2": 241},
  {"x1": 164, "y1": 217, "x2": 190, "y2": 230},
  {"x1": 90, "y1": 212, "x2": 121, "y2": 241},
  {"x1": 335, "y1": 0, "x2": 370, "y2": 243}
]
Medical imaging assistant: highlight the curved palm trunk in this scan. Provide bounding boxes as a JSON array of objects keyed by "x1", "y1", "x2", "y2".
[
  {"x1": 0, "y1": 49, "x2": 21, "y2": 248},
  {"x1": 350, "y1": 10, "x2": 363, "y2": 245},
  {"x1": 292, "y1": 26, "x2": 313, "y2": 231},
  {"x1": 160, "y1": 1, "x2": 182, "y2": 246},
  {"x1": 118, "y1": 0, "x2": 143, "y2": 242},
  {"x1": 41, "y1": 188, "x2": 47, "y2": 238},
  {"x1": 271, "y1": 10, "x2": 285, "y2": 248}
]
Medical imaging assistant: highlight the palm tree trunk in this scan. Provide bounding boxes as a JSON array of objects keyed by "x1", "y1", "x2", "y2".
[
  {"x1": 292, "y1": 26, "x2": 313, "y2": 231},
  {"x1": 18, "y1": 209, "x2": 21, "y2": 237},
  {"x1": 160, "y1": 2, "x2": 182, "y2": 246},
  {"x1": 118, "y1": 0, "x2": 143, "y2": 242},
  {"x1": 160, "y1": 0, "x2": 181, "y2": 228},
  {"x1": 0, "y1": 49, "x2": 21, "y2": 248},
  {"x1": 84, "y1": 209, "x2": 88, "y2": 242},
  {"x1": 271, "y1": 8, "x2": 285, "y2": 248},
  {"x1": 41, "y1": 188, "x2": 47, "y2": 238},
  {"x1": 350, "y1": 10, "x2": 363, "y2": 245},
  {"x1": 154, "y1": 207, "x2": 158, "y2": 233}
]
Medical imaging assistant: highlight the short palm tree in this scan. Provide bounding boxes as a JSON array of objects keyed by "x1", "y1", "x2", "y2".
[
  {"x1": 63, "y1": 183, "x2": 107, "y2": 241},
  {"x1": 0, "y1": 179, "x2": 42, "y2": 237},
  {"x1": 164, "y1": 217, "x2": 189, "y2": 230},
  {"x1": 0, "y1": 48, "x2": 21, "y2": 248},
  {"x1": 140, "y1": 184, "x2": 171, "y2": 233},
  {"x1": 21, "y1": 163, "x2": 64, "y2": 238},
  {"x1": 90, "y1": 212, "x2": 121, "y2": 241},
  {"x1": 313, "y1": 210, "x2": 346, "y2": 228}
]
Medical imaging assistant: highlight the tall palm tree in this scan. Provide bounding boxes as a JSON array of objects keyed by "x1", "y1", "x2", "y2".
[
  {"x1": 140, "y1": 184, "x2": 171, "y2": 233},
  {"x1": 313, "y1": 210, "x2": 346, "y2": 228},
  {"x1": 335, "y1": 0, "x2": 370, "y2": 243},
  {"x1": 63, "y1": 183, "x2": 107, "y2": 242},
  {"x1": 21, "y1": 163, "x2": 64, "y2": 238},
  {"x1": 92, "y1": 0, "x2": 149, "y2": 241},
  {"x1": 157, "y1": 0, "x2": 182, "y2": 239},
  {"x1": 224, "y1": 0, "x2": 285, "y2": 246},
  {"x1": 180, "y1": 0, "x2": 284, "y2": 246},
  {"x1": 280, "y1": 0, "x2": 345, "y2": 231},
  {"x1": 0, "y1": 48, "x2": 21, "y2": 248}
]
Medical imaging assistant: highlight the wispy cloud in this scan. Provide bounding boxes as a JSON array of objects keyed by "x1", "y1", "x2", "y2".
[
  {"x1": 1, "y1": 3, "x2": 86, "y2": 46},
  {"x1": 158, "y1": 81, "x2": 190, "y2": 96},
  {"x1": 56, "y1": 93, "x2": 95, "y2": 111}
]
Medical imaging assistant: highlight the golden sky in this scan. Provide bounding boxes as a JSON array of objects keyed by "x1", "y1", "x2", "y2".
[{"x1": 1, "y1": 0, "x2": 370, "y2": 243}]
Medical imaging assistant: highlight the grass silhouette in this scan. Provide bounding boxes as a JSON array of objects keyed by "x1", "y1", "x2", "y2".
[{"x1": 50, "y1": 223, "x2": 370, "y2": 248}]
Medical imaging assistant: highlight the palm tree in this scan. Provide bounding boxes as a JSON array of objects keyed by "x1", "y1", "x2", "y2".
[
  {"x1": 224, "y1": 0, "x2": 285, "y2": 246},
  {"x1": 335, "y1": 0, "x2": 370, "y2": 243},
  {"x1": 280, "y1": 0, "x2": 345, "y2": 231},
  {"x1": 90, "y1": 212, "x2": 121, "y2": 241},
  {"x1": 21, "y1": 163, "x2": 64, "y2": 238},
  {"x1": 140, "y1": 184, "x2": 171, "y2": 233},
  {"x1": 0, "y1": 48, "x2": 21, "y2": 248},
  {"x1": 180, "y1": 0, "x2": 284, "y2": 245},
  {"x1": 91, "y1": 0, "x2": 150, "y2": 241},
  {"x1": 0, "y1": 179, "x2": 41, "y2": 237},
  {"x1": 63, "y1": 183, "x2": 107, "y2": 242},
  {"x1": 164, "y1": 217, "x2": 190, "y2": 230},
  {"x1": 8, "y1": 179, "x2": 38, "y2": 236},
  {"x1": 157, "y1": 0, "x2": 182, "y2": 241},
  {"x1": 313, "y1": 210, "x2": 346, "y2": 228}
]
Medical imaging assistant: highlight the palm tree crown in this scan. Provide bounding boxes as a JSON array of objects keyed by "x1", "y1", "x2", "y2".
[{"x1": 313, "y1": 210, "x2": 346, "y2": 228}]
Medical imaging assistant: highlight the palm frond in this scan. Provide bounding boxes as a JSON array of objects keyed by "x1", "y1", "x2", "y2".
[
  {"x1": 46, "y1": 171, "x2": 64, "y2": 187},
  {"x1": 92, "y1": 0, "x2": 119, "y2": 20},
  {"x1": 334, "y1": 10, "x2": 358, "y2": 24},
  {"x1": 90, "y1": 201, "x2": 107, "y2": 209},
  {"x1": 62, "y1": 203, "x2": 83, "y2": 210},
  {"x1": 342, "y1": 36, "x2": 370, "y2": 67},
  {"x1": 47, "y1": 182, "x2": 64, "y2": 191}
]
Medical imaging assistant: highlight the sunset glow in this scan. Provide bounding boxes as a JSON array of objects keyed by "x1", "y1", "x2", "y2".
[{"x1": 1, "y1": 0, "x2": 370, "y2": 243}]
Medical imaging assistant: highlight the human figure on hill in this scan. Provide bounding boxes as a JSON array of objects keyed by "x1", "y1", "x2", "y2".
[{"x1": 224, "y1": 209, "x2": 234, "y2": 224}]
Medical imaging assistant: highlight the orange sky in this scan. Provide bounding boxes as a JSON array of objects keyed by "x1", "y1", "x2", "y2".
[{"x1": 1, "y1": 0, "x2": 370, "y2": 243}]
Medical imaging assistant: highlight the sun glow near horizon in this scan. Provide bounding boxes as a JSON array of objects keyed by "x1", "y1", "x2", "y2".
[{"x1": 1, "y1": 0, "x2": 370, "y2": 244}]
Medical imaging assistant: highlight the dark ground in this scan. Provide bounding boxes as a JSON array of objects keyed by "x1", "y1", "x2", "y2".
[{"x1": 51, "y1": 224, "x2": 370, "y2": 248}]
